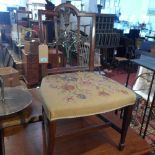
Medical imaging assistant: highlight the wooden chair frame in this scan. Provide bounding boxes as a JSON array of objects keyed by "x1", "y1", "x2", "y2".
[
  {"x1": 39, "y1": 3, "x2": 135, "y2": 155},
  {"x1": 38, "y1": 3, "x2": 96, "y2": 76},
  {"x1": 42, "y1": 105, "x2": 134, "y2": 155}
]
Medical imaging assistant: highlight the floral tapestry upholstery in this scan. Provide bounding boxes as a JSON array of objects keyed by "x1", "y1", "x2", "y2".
[{"x1": 40, "y1": 72, "x2": 136, "y2": 121}]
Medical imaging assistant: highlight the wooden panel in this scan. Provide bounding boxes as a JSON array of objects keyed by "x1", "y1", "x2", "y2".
[
  {"x1": 48, "y1": 48, "x2": 65, "y2": 68},
  {"x1": 22, "y1": 50, "x2": 40, "y2": 86},
  {"x1": 0, "y1": 67, "x2": 20, "y2": 87}
]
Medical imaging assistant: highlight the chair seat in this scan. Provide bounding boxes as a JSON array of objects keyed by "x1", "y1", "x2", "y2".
[
  {"x1": 40, "y1": 72, "x2": 136, "y2": 121},
  {"x1": 115, "y1": 57, "x2": 128, "y2": 61}
]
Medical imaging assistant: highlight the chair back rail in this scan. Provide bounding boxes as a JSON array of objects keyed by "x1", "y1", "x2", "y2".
[{"x1": 38, "y1": 3, "x2": 96, "y2": 76}]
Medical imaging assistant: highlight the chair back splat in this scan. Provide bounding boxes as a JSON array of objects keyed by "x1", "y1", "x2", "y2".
[{"x1": 38, "y1": 3, "x2": 96, "y2": 76}]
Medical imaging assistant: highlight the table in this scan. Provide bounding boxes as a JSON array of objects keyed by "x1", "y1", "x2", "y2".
[
  {"x1": 0, "y1": 87, "x2": 32, "y2": 155},
  {"x1": 126, "y1": 55, "x2": 155, "y2": 138},
  {"x1": 40, "y1": 72, "x2": 136, "y2": 154}
]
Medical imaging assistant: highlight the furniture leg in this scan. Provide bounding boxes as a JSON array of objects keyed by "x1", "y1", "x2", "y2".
[
  {"x1": 17, "y1": 111, "x2": 26, "y2": 126},
  {"x1": 140, "y1": 71, "x2": 155, "y2": 136},
  {"x1": 42, "y1": 107, "x2": 46, "y2": 155},
  {"x1": 42, "y1": 107, "x2": 56, "y2": 155},
  {"x1": 42, "y1": 106, "x2": 45, "y2": 126},
  {"x1": 47, "y1": 121, "x2": 56, "y2": 155},
  {"x1": 0, "y1": 128, "x2": 5, "y2": 155},
  {"x1": 143, "y1": 92, "x2": 155, "y2": 138},
  {"x1": 119, "y1": 105, "x2": 133, "y2": 150},
  {"x1": 125, "y1": 61, "x2": 131, "y2": 87}
]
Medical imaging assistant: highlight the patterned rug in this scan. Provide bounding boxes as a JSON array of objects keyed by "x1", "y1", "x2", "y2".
[{"x1": 130, "y1": 99, "x2": 155, "y2": 153}]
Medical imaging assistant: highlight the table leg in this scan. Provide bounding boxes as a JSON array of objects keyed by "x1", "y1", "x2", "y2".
[
  {"x1": 0, "y1": 128, "x2": 5, "y2": 155},
  {"x1": 125, "y1": 61, "x2": 131, "y2": 87},
  {"x1": 143, "y1": 92, "x2": 155, "y2": 138}
]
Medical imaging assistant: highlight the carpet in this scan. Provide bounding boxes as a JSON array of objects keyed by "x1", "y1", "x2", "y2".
[{"x1": 131, "y1": 99, "x2": 155, "y2": 154}]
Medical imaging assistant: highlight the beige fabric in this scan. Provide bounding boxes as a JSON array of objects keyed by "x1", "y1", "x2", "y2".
[
  {"x1": 40, "y1": 72, "x2": 136, "y2": 121},
  {"x1": 115, "y1": 57, "x2": 128, "y2": 61}
]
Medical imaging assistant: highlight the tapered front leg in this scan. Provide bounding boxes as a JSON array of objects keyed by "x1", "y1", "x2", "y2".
[
  {"x1": 47, "y1": 121, "x2": 56, "y2": 155},
  {"x1": 119, "y1": 105, "x2": 133, "y2": 150},
  {"x1": 0, "y1": 128, "x2": 5, "y2": 155},
  {"x1": 42, "y1": 107, "x2": 56, "y2": 155}
]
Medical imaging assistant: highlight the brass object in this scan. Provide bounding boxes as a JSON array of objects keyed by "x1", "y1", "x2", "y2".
[{"x1": 0, "y1": 87, "x2": 32, "y2": 116}]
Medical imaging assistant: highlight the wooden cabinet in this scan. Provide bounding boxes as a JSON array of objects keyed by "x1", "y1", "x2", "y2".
[
  {"x1": 22, "y1": 49, "x2": 40, "y2": 87},
  {"x1": 48, "y1": 48, "x2": 65, "y2": 68},
  {"x1": 95, "y1": 14, "x2": 120, "y2": 48},
  {"x1": 22, "y1": 48, "x2": 65, "y2": 87}
]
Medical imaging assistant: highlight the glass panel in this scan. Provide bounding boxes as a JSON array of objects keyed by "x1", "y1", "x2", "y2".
[
  {"x1": 38, "y1": 5, "x2": 95, "y2": 70},
  {"x1": 79, "y1": 17, "x2": 92, "y2": 67},
  {"x1": 54, "y1": 6, "x2": 77, "y2": 67},
  {"x1": 55, "y1": 7, "x2": 80, "y2": 67},
  {"x1": 54, "y1": 6, "x2": 91, "y2": 68}
]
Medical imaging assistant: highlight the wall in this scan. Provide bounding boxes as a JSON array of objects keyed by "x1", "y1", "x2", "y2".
[
  {"x1": 0, "y1": 0, "x2": 26, "y2": 8},
  {"x1": 87, "y1": 0, "x2": 155, "y2": 31},
  {"x1": 119, "y1": 0, "x2": 149, "y2": 24},
  {"x1": 148, "y1": 0, "x2": 155, "y2": 32}
]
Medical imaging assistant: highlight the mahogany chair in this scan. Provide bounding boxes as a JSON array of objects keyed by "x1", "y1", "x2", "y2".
[{"x1": 38, "y1": 3, "x2": 136, "y2": 155}]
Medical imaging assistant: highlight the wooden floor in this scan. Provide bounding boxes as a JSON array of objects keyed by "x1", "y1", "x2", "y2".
[{"x1": 4, "y1": 115, "x2": 151, "y2": 155}]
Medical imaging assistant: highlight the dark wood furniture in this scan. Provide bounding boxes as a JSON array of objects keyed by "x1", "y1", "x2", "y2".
[
  {"x1": 95, "y1": 14, "x2": 120, "y2": 48},
  {"x1": 22, "y1": 48, "x2": 66, "y2": 87},
  {"x1": 37, "y1": 3, "x2": 136, "y2": 155},
  {"x1": 48, "y1": 48, "x2": 65, "y2": 68},
  {"x1": 22, "y1": 49, "x2": 40, "y2": 87},
  {"x1": 0, "y1": 88, "x2": 32, "y2": 155},
  {"x1": 38, "y1": 3, "x2": 96, "y2": 76},
  {"x1": 0, "y1": 89, "x2": 150, "y2": 155},
  {"x1": 41, "y1": 73, "x2": 135, "y2": 155},
  {"x1": 95, "y1": 14, "x2": 120, "y2": 65}
]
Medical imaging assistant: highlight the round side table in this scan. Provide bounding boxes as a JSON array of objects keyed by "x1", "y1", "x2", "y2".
[{"x1": 0, "y1": 88, "x2": 32, "y2": 155}]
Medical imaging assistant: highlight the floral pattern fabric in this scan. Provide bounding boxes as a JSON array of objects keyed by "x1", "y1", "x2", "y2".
[{"x1": 41, "y1": 72, "x2": 136, "y2": 121}]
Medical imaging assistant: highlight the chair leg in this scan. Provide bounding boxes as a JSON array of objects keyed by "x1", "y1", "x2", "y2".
[
  {"x1": 0, "y1": 128, "x2": 5, "y2": 155},
  {"x1": 42, "y1": 107, "x2": 56, "y2": 155},
  {"x1": 119, "y1": 105, "x2": 133, "y2": 150},
  {"x1": 47, "y1": 121, "x2": 56, "y2": 155},
  {"x1": 42, "y1": 107, "x2": 45, "y2": 126}
]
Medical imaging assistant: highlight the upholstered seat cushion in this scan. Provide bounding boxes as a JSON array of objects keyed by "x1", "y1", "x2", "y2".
[
  {"x1": 40, "y1": 72, "x2": 136, "y2": 121},
  {"x1": 115, "y1": 57, "x2": 128, "y2": 61}
]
